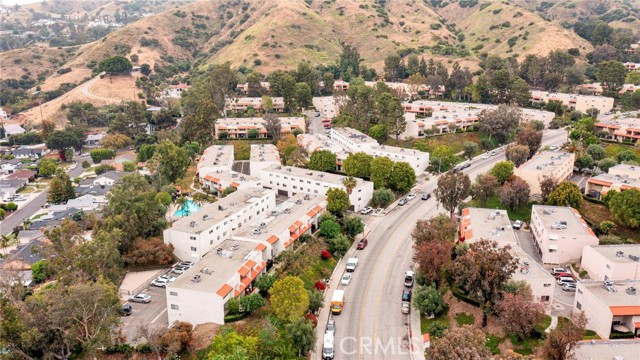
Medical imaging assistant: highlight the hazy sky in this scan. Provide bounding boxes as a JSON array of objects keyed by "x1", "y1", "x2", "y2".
[{"x1": 2, "y1": 0, "x2": 44, "y2": 5}]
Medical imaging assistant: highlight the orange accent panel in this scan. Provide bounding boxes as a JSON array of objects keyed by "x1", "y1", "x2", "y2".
[
  {"x1": 267, "y1": 235, "x2": 279, "y2": 244},
  {"x1": 610, "y1": 306, "x2": 640, "y2": 316},
  {"x1": 216, "y1": 284, "x2": 233, "y2": 297},
  {"x1": 238, "y1": 266, "x2": 250, "y2": 277},
  {"x1": 245, "y1": 259, "x2": 257, "y2": 269},
  {"x1": 255, "y1": 243, "x2": 266, "y2": 251}
]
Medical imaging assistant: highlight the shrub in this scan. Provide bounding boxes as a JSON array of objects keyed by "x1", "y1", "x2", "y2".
[
  {"x1": 31, "y1": 260, "x2": 51, "y2": 283},
  {"x1": 5, "y1": 202, "x2": 17, "y2": 211},
  {"x1": 81, "y1": 160, "x2": 90, "y2": 168},
  {"x1": 426, "y1": 321, "x2": 448, "y2": 338},
  {"x1": 321, "y1": 249, "x2": 331, "y2": 259},
  {"x1": 223, "y1": 313, "x2": 248, "y2": 323},
  {"x1": 94, "y1": 164, "x2": 116, "y2": 175},
  {"x1": 89, "y1": 148, "x2": 115, "y2": 163},
  {"x1": 314, "y1": 280, "x2": 326, "y2": 291}
]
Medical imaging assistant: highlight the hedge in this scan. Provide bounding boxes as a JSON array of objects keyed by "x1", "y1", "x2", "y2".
[
  {"x1": 224, "y1": 312, "x2": 249, "y2": 323},
  {"x1": 450, "y1": 285, "x2": 481, "y2": 307},
  {"x1": 610, "y1": 331, "x2": 635, "y2": 339}
]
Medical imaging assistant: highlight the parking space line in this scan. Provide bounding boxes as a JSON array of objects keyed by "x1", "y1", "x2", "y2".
[{"x1": 151, "y1": 308, "x2": 167, "y2": 324}]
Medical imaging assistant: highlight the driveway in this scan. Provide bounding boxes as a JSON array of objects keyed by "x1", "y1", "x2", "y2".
[{"x1": 120, "y1": 284, "x2": 169, "y2": 343}]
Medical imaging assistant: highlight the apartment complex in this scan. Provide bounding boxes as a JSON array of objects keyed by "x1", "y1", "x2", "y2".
[
  {"x1": 200, "y1": 171, "x2": 262, "y2": 195},
  {"x1": 513, "y1": 151, "x2": 575, "y2": 195},
  {"x1": 530, "y1": 90, "x2": 614, "y2": 114},
  {"x1": 595, "y1": 116, "x2": 640, "y2": 143},
  {"x1": 166, "y1": 239, "x2": 267, "y2": 325},
  {"x1": 331, "y1": 80, "x2": 443, "y2": 97},
  {"x1": 530, "y1": 205, "x2": 599, "y2": 265},
  {"x1": 581, "y1": 245, "x2": 640, "y2": 281},
  {"x1": 260, "y1": 165, "x2": 374, "y2": 212},
  {"x1": 574, "y1": 339, "x2": 640, "y2": 360},
  {"x1": 163, "y1": 188, "x2": 276, "y2": 261},
  {"x1": 330, "y1": 127, "x2": 379, "y2": 152},
  {"x1": 214, "y1": 117, "x2": 305, "y2": 139},
  {"x1": 233, "y1": 193, "x2": 327, "y2": 258},
  {"x1": 197, "y1": 145, "x2": 234, "y2": 175},
  {"x1": 459, "y1": 208, "x2": 555, "y2": 302},
  {"x1": 579, "y1": 83, "x2": 639, "y2": 96},
  {"x1": 585, "y1": 164, "x2": 640, "y2": 199},
  {"x1": 249, "y1": 144, "x2": 281, "y2": 176},
  {"x1": 624, "y1": 62, "x2": 640, "y2": 71},
  {"x1": 312, "y1": 96, "x2": 340, "y2": 120},
  {"x1": 574, "y1": 280, "x2": 640, "y2": 339},
  {"x1": 225, "y1": 97, "x2": 285, "y2": 113},
  {"x1": 236, "y1": 82, "x2": 271, "y2": 94}
]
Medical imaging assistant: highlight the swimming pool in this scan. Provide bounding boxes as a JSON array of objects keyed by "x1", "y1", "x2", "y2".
[{"x1": 174, "y1": 200, "x2": 201, "y2": 217}]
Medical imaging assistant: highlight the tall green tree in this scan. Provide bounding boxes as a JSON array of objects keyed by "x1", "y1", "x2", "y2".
[
  {"x1": 293, "y1": 82, "x2": 312, "y2": 108},
  {"x1": 109, "y1": 101, "x2": 149, "y2": 138},
  {"x1": 435, "y1": 171, "x2": 471, "y2": 216},
  {"x1": 478, "y1": 105, "x2": 522, "y2": 144},
  {"x1": 308, "y1": 150, "x2": 336, "y2": 172},
  {"x1": 607, "y1": 189, "x2": 640, "y2": 228},
  {"x1": 547, "y1": 182, "x2": 583, "y2": 208},
  {"x1": 370, "y1": 156, "x2": 394, "y2": 189},
  {"x1": 269, "y1": 276, "x2": 309, "y2": 323},
  {"x1": 596, "y1": 60, "x2": 627, "y2": 95},
  {"x1": 505, "y1": 144, "x2": 529, "y2": 167},
  {"x1": 98, "y1": 55, "x2": 132, "y2": 74},
  {"x1": 327, "y1": 188, "x2": 350, "y2": 215},
  {"x1": 48, "y1": 172, "x2": 75, "y2": 204},
  {"x1": 470, "y1": 173, "x2": 500, "y2": 206},
  {"x1": 376, "y1": 92, "x2": 405, "y2": 143},
  {"x1": 343, "y1": 152, "x2": 373, "y2": 178},
  {"x1": 414, "y1": 285, "x2": 448, "y2": 316},
  {"x1": 148, "y1": 140, "x2": 190, "y2": 185},
  {"x1": 389, "y1": 162, "x2": 416, "y2": 193},
  {"x1": 489, "y1": 161, "x2": 515, "y2": 185},
  {"x1": 462, "y1": 142, "x2": 479, "y2": 160},
  {"x1": 429, "y1": 145, "x2": 457, "y2": 172},
  {"x1": 286, "y1": 319, "x2": 316, "y2": 356}
]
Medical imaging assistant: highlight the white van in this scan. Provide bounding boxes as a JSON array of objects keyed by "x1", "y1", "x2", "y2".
[{"x1": 322, "y1": 333, "x2": 334, "y2": 359}]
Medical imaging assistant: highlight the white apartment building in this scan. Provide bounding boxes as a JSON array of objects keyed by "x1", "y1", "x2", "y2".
[
  {"x1": 530, "y1": 205, "x2": 599, "y2": 265},
  {"x1": 166, "y1": 239, "x2": 267, "y2": 325},
  {"x1": 530, "y1": 90, "x2": 614, "y2": 114},
  {"x1": 585, "y1": 164, "x2": 640, "y2": 199},
  {"x1": 197, "y1": 145, "x2": 234, "y2": 176},
  {"x1": 513, "y1": 151, "x2": 575, "y2": 195},
  {"x1": 215, "y1": 117, "x2": 305, "y2": 139},
  {"x1": 163, "y1": 188, "x2": 276, "y2": 261},
  {"x1": 460, "y1": 207, "x2": 555, "y2": 303},
  {"x1": 575, "y1": 339, "x2": 640, "y2": 360},
  {"x1": 224, "y1": 97, "x2": 285, "y2": 113},
  {"x1": 312, "y1": 96, "x2": 340, "y2": 120},
  {"x1": 574, "y1": 280, "x2": 640, "y2": 339},
  {"x1": 233, "y1": 193, "x2": 327, "y2": 258},
  {"x1": 249, "y1": 144, "x2": 281, "y2": 176},
  {"x1": 200, "y1": 171, "x2": 262, "y2": 196},
  {"x1": 260, "y1": 165, "x2": 374, "y2": 212},
  {"x1": 595, "y1": 116, "x2": 640, "y2": 143},
  {"x1": 581, "y1": 245, "x2": 640, "y2": 281},
  {"x1": 297, "y1": 133, "x2": 346, "y2": 156},
  {"x1": 329, "y1": 127, "x2": 379, "y2": 153}
]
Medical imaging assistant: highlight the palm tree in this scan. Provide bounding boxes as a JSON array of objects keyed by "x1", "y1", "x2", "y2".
[
  {"x1": 176, "y1": 196, "x2": 189, "y2": 216},
  {"x1": 342, "y1": 176, "x2": 357, "y2": 195}
]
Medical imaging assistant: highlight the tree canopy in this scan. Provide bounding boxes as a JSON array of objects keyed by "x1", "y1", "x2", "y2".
[{"x1": 98, "y1": 56, "x2": 133, "y2": 74}]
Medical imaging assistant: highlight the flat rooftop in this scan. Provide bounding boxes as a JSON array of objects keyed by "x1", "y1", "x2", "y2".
[
  {"x1": 579, "y1": 279, "x2": 640, "y2": 307},
  {"x1": 217, "y1": 117, "x2": 305, "y2": 127},
  {"x1": 532, "y1": 205, "x2": 597, "y2": 238},
  {"x1": 371, "y1": 144, "x2": 426, "y2": 158},
  {"x1": 597, "y1": 115, "x2": 640, "y2": 128},
  {"x1": 531, "y1": 90, "x2": 611, "y2": 102},
  {"x1": 518, "y1": 151, "x2": 574, "y2": 173},
  {"x1": 169, "y1": 188, "x2": 272, "y2": 234},
  {"x1": 609, "y1": 164, "x2": 640, "y2": 177},
  {"x1": 169, "y1": 239, "x2": 258, "y2": 292},
  {"x1": 510, "y1": 244, "x2": 554, "y2": 283},
  {"x1": 463, "y1": 208, "x2": 517, "y2": 246},
  {"x1": 588, "y1": 172, "x2": 640, "y2": 189},
  {"x1": 198, "y1": 145, "x2": 233, "y2": 171},
  {"x1": 297, "y1": 133, "x2": 346, "y2": 154},
  {"x1": 262, "y1": 164, "x2": 370, "y2": 187},
  {"x1": 575, "y1": 339, "x2": 640, "y2": 359},
  {"x1": 250, "y1": 144, "x2": 279, "y2": 163},
  {"x1": 586, "y1": 245, "x2": 640, "y2": 264},
  {"x1": 404, "y1": 101, "x2": 554, "y2": 125},
  {"x1": 206, "y1": 170, "x2": 260, "y2": 185},
  {"x1": 331, "y1": 127, "x2": 378, "y2": 145}
]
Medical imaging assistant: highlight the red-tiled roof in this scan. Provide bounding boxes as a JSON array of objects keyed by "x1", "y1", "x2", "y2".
[
  {"x1": 238, "y1": 266, "x2": 250, "y2": 277},
  {"x1": 255, "y1": 243, "x2": 266, "y2": 251},
  {"x1": 288, "y1": 224, "x2": 298, "y2": 233},
  {"x1": 230, "y1": 182, "x2": 240, "y2": 188},
  {"x1": 267, "y1": 235, "x2": 279, "y2": 244},
  {"x1": 216, "y1": 284, "x2": 233, "y2": 298},
  {"x1": 610, "y1": 306, "x2": 640, "y2": 316}
]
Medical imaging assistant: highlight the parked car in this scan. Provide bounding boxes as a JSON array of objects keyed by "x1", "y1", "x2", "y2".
[
  {"x1": 360, "y1": 206, "x2": 373, "y2": 215},
  {"x1": 482, "y1": 153, "x2": 490, "y2": 159},
  {"x1": 401, "y1": 289, "x2": 411, "y2": 302},
  {"x1": 120, "y1": 304, "x2": 132, "y2": 316},
  {"x1": 341, "y1": 273, "x2": 352, "y2": 286},
  {"x1": 461, "y1": 163, "x2": 471, "y2": 169},
  {"x1": 406, "y1": 194, "x2": 416, "y2": 201},
  {"x1": 171, "y1": 267, "x2": 190, "y2": 274},
  {"x1": 357, "y1": 238, "x2": 368, "y2": 250},
  {"x1": 326, "y1": 320, "x2": 335, "y2": 335},
  {"x1": 398, "y1": 198, "x2": 408, "y2": 206},
  {"x1": 557, "y1": 277, "x2": 576, "y2": 286},
  {"x1": 129, "y1": 294, "x2": 151, "y2": 303},
  {"x1": 490, "y1": 151, "x2": 498, "y2": 156},
  {"x1": 554, "y1": 272, "x2": 573, "y2": 280},
  {"x1": 151, "y1": 277, "x2": 175, "y2": 288},
  {"x1": 401, "y1": 302, "x2": 411, "y2": 314},
  {"x1": 179, "y1": 261, "x2": 194, "y2": 267},
  {"x1": 421, "y1": 193, "x2": 431, "y2": 200},
  {"x1": 562, "y1": 283, "x2": 577, "y2": 292},
  {"x1": 512, "y1": 220, "x2": 523, "y2": 230},
  {"x1": 551, "y1": 267, "x2": 568, "y2": 275}
]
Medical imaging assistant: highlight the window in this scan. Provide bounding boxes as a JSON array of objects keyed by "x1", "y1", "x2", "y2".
[
  {"x1": 190, "y1": 236, "x2": 196, "y2": 240},
  {"x1": 576, "y1": 301, "x2": 581, "y2": 310},
  {"x1": 209, "y1": 230, "x2": 213, "y2": 234},
  {"x1": 544, "y1": 284, "x2": 551, "y2": 287},
  {"x1": 210, "y1": 240, "x2": 213, "y2": 245},
  {"x1": 170, "y1": 291, "x2": 178, "y2": 296},
  {"x1": 541, "y1": 296, "x2": 550, "y2": 302},
  {"x1": 171, "y1": 304, "x2": 179, "y2": 310},
  {"x1": 191, "y1": 246, "x2": 197, "y2": 251},
  {"x1": 577, "y1": 289, "x2": 582, "y2": 294}
]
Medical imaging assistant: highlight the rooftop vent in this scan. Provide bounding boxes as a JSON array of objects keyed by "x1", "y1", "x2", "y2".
[
  {"x1": 287, "y1": 168, "x2": 292, "y2": 172},
  {"x1": 629, "y1": 255, "x2": 640, "y2": 262},
  {"x1": 201, "y1": 268, "x2": 213, "y2": 275},
  {"x1": 295, "y1": 199, "x2": 302, "y2": 205},
  {"x1": 191, "y1": 274, "x2": 201, "y2": 283},
  {"x1": 615, "y1": 251, "x2": 625, "y2": 257},
  {"x1": 232, "y1": 173, "x2": 238, "y2": 178},
  {"x1": 626, "y1": 286, "x2": 636, "y2": 295},
  {"x1": 189, "y1": 221, "x2": 196, "y2": 228},
  {"x1": 202, "y1": 214, "x2": 209, "y2": 221}
]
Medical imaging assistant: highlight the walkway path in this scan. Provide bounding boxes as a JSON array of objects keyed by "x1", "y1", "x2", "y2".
[{"x1": 545, "y1": 316, "x2": 558, "y2": 333}]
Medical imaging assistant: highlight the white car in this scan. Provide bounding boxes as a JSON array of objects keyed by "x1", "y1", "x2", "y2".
[
  {"x1": 129, "y1": 294, "x2": 151, "y2": 303},
  {"x1": 360, "y1": 206, "x2": 373, "y2": 215},
  {"x1": 401, "y1": 302, "x2": 410, "y2": 314},
  {"x1": 406, "y1": 194, "x2": 416, "y2": 201},
  {"x1": 151, "y1": 275, "x2": 176, "y2": 288},
  {"x1": 341, "y1": 273, "x2": 352, "y2": 286},
  {"x1": 482, "y1": 153, "x2": 490, "y2": 159}
]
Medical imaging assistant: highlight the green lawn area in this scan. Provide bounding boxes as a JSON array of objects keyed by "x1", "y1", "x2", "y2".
[
  {"x1": 583, "y1": 329, "x2": 600, "y2": 340},
  {"x1": 18, "y1": 186, "x2": 36, "y2": 194},
  {"x1": 469, "y1": 195, "x2": 534, "y2": 223},
  {"x1": 454, "y1": 312, "x2": 475, "y2": 326},
  {"x1": 392, "y1": 131, "x2": 500, "y2": 155},
  {"x1": 277, "y1": 237, "x2": 338, "y2": 290},
  {"x1": 579, "y1": 200, "x2": 640, "y2": 243},
  {"x1": 420, "y1": 312, "x2": 450, "y2": 334},
  {"x1": 176, "y1": 164, "x2": 197, "y2": 194},
  {"x1": 30, "y1": 213, "x2": 46, "y2": 221},
  {"x1": 485, "y1": 334, "x2": 504, "y2": 355}
]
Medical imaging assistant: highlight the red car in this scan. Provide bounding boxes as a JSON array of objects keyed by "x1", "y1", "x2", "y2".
[
  {"x1": 357, "y1": 238, "x2": 368, "y2": 250},
  {"x1": 554, "y1": 273, "x2": 573, "y2": 280}
]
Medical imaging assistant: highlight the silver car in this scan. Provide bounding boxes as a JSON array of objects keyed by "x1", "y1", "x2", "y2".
[
  {"x1": 341, "y1": 273, "x2": 352, "y2": 286},
  {"x1": 129, "y1": 294, "x2": 151, "y2": 303}
]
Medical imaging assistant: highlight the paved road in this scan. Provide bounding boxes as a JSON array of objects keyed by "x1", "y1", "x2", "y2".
[
  {"x1": 0, "y1": 156, "x2": 89, "y2": 235},
  {"x1": 120, "y1": 284, "x2": 169, "y2": 343},
  {"x1": 304, "y1": 109, "x2": 326, "y2": 135}
]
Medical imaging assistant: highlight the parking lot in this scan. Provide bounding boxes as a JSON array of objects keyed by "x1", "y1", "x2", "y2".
[{"x1": 120, "y1": 276, "x2": 171, "y2": 342}]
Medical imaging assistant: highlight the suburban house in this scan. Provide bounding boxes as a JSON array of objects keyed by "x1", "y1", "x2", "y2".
[
  {"x1": 581, "y1": 245, "x2": 640, "y2": 281},
  {"x1": 12, "y1": 147, "x2": 43, "y2": 159},
  {"x1": 160, "y1": 83, "x2": 191, "y2": 99},
  {"x1": 6, "y1": 169, "x2": 36, "y2": 182},
  {"x1": 513, "y1": 151, "x2": 575, "y2": 195}
]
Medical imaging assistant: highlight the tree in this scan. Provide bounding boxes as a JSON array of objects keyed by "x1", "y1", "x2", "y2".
[
  {"x1": 239, "y1": 293, "x2": 265, "y2": 314},
  {"x1": 64, "y1": 148, "x2": 74, "y2": 163},
  {"x1": 98, "y1": 55, "x2": 133, "y2": 74},
  {"x1": 151, "y1": 107, "x2": 179, "y2": 130},
  {"x1": 515, "y1": 126, "x2": 542, "y2": 158},
  {"x1": 328, "y1": 234, "x2": 351, "y2": 255},
  {"x1": 540, "y1": 176, "x2": 560, "y2": 203},
  {"x1": 269, "y1": 276, "x2": 309, "y2": 323},
  {"x1": 286, "y1": 319, "x2": 316, "y2": 356},
  {"x1": 462, "y1": 142, "x2": 479, "y2": 160},
  {"x1": 89, "y1": 148, "x2": 116, "y2": 163},
  {"x1": 319, "y1": 219, "x2": 341, "y2": 239},
  {"x1": 342, "y1": 176, "x2": 357, "y2": 196},
  {"x1": 505, "y1": 144, "x2": 530, "y2": 167},
  {"x1": 38, "y1": 158, "x2": 59, "y2": 178},
  {"x1": 470, "y1": 173, "x2": 499, "y2": 206},
  {"x1": 499, "y1": 177, "x2": 530, "y2": 210},
  {"x1": 255, "y1": 274, "x2": 276, "y2": 296},
  {"x1": 384, "y1": 53, "x2": 403, "y2": 81},
  {"x1": 100, "y1": 133, "x2": 132, "y2": 150},
  {"x1": 412, "y1": 215, "x2": 457, "y2": 283},
  {"x1": 208, "y1": 329, "x2": 259, "y2": 359},
  {"x1": 587, "y1": 144, "x2": 606, "y2": 161},
  {"x1": 478, "y1": 105, "x2": 522, "y2": 143},
  {"x1": 430, "y1": 326, "x2": 491, "y2": 360},
  {"x1": 371, "y1": 188, "x2": 394, "y2": 207},
  {"x1": 48, "y1": 172, "x2": 75, "y2": 204},
  {"x1": 510, "y1": 77, "x2": 531, "y2": 106},
  {"x1": 140, "y1": 63, "x2": 151, "y2": 75},
  {"x1": 495, "y1": 292, "x2": 546, "y2": 340},
  {"x1": 264, "y1": 113, "x2": 282, "y2": 140},
  {"x1": 370, "y1": 156, "x2": 394, "y2": 189},
  {"x1": 343, "y1": 152, "x2": 373, "y2": 178},
  {"x1": 451, "y1": 239, "x2": 518, "y2": 326},
  {"x1": 607, "y1": 189, "x2": 640, "y2": 228},
  {"x1": 598, "y1": 158, "x2": 618, "y2": 172},
  {"x1": 376, "y1": 92, "x2": 405, "y2": 143},
  {"x1": 344, "y1": 216, "x2": 364, "y2": 239},
  {"x1": 575, "y1": 153, "x2": 595, "y2": 171},
  {"x1": 490, "y1": 161, "x2": 515, "y2": 185},
  {"x1": 308, "y1": 289, "x2": 324, "y2": 312},
  {"x1": 123, "y1": 237, "x2": 175, "y2": 266},
  {"x1": 414, "y1": 284, "x2": 448, "y2": 316},
  {"x1": 389, "y1": 162, "x2": 416, "y2": 194},
  {"x1": 46, "y1": 127, "x2": 82, "y2": 158},
  {"x1": 434, "y1": 171, "x2": 471, "y2": 216},
  {"x1": 40, "y1": 119, "x2": 55, "y2": 140},
  {"x1": 308, "y1": 150, "x2": 336, "y2": 172},
  {"x1": 31, "y1": 259, "x2": 51, "y2": 283},
  {"x1": 542, "y1": 312, "x2": 587, "y2": 360},
  {"x1": 596, "y1": 60, "x2": 627, "y2": 95},
  {"x1": 293, "y1": 82, "x2": 312, "y2": 108},
  {"x1": 327, "y1": 188, "x2": 350, "y2": 216},
  {"x1": 429, "y1": 145, "x2": 457, "y2": 172},
  {"x1": 95, "y1": 164, "x2": 116, "y2": 175},
  {"x1": 547, "y1": 182, "x2": 583, "y2": 208},
  {"x1": 149, "y1": 140, "x2": 190, "y2": 184}
]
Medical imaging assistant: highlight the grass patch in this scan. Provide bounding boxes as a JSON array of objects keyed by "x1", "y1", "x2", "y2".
[
  {"x1": 30, "y1": 212, "x2": 46, "y2": 221},
  {"x1": 277, "y1": 237, "x2": 338, "y2": 290},
  {"x1": 469, "y1": 195, "x2": 533, "y2": 222},
  {"x1": 17, "y1": 186, "x2": 36, "y2": 194},
  {"x1": 176, "y1": 164, "x2": 197, "y2": 193},
  {"x1": 579, "y1": 200, "x2": 640, "y2": 242},
  {"x1": 509, "y1": 335, "x2": 543, "y2": 355},
  {"x1": 485, "y1": 334, "x2": 503, "y2": 355},
  {"x1": 583, "y1": 329, "x2": 600, "y2": 340},
  {"x1": 393, "y1": 131, "x2": 488, "y2": 154},
  {"x1": 455, "y1": 312, "x2": 475, "y2": 326},
  {"x1": 541, "y1": 315, "x2": 552, "y2": 331},
  {"x1": 420, "y1": 312, "x2": 450, "y2": 334}
]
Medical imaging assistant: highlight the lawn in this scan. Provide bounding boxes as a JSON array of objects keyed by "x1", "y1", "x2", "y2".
[
  {"x1": 579, "y1": 200, "x2": 640, "y2": 243},
  {"x1": 469, "y1": 195, "x2": 534, "y2": 223},
  {"x1": 454, "y1": 312, "x2": 475, "y2": 326},
  {"x1": 176, "y1": 164, "x2": 197, "y2": 194},
  {"x1": 277, "y1": 237, "x2": 338, "y2": 290},
  {"x1": 392, "y1": 131, "x2": 498, "y2": 155},
  {"x1": 420, "y1": 312, "x2": 450, "y2": 334},
  {"x1": 17, "y1": 186, "x2": 36, "y2": 194}
]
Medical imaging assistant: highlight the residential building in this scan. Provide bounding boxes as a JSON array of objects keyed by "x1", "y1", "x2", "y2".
[
  {"x1": 530, "y1": 205, "x2": 599, "y2": 265},
  {"x1": 0, "y1": 179, "x2": 26, "y2": 200},
  {"x1": 573, "y1": 280, "x2": 640, "y2": 339},
  {"x1": 329, "y1": 127, "x2": 379, "y2": 153},
  {"x1": 459, "y1": 207, "x2": 555, "y2": 302},
  {"x1": 160, "y1": 83, "x2": 191, "y2": 99},
  {"x1": 312, "y1": 96, "x2": 340, "y2": 120},
  {"x1": 297, "y1": 133, "x2": 346, "y2": 157},
  {"x1": 85, "y1": 132, "x2": 106, "y2": 146},
  {"x1": 333, "y1": 80, "x2": 349, "y2": 92},
  {"x1": 225, "y1": 97, "x2": 285, "y2": 113},
  {"x1": 574, "y1": 339, "x2": 640, "y2": 360},
  {"x1": 530, "y1": 90, "x2": 614, "y2": 114},
  {"x1": 197, "y1": 145, "x2": 234, "y2": 176},
  {"x1": 260, "y1": 165, "x2": 374, "y2": 212},
  {"x1": 49, "y1": 194, "x2": 106, "y2": 212},
  {"x1": 595, "y1": 115, "x2": 640, "y2": 143},
  {"x1": 249, "y1": 144, "x2": 280, "y2": 176},
  {"x1": 513, "y1": 151, "x2": 575, "y2": 195},
  {"x1": 2, "y1": 124, "x2": 25, "y2": 137},
  {"x1": 581, "y1": 245, "x2": 640, "y2": 281},
  {"x1": 166, "y1": 239, "x2": 267, "y2": 325},
  {"x1": 200, "y1": 171, "x2": 262, "y2": 196},
  {"x1": 236, "y1": 82, "x2": 271, "y2": 94},
  {"x1": 580, "y1": 83, "x2": 639, "y2": 96},
  {"x1": 214, "y1": 117, "x2": 305, "y2": 139},
  {"x1": 623, "y1": 62, "x2": 640, "y2": 72},
  {"x1": 12, "y1": 147, "x2": 42, "y2": 159},
  {"x1": 90, "y1": 171, "x2": 129, "y2": 186},
  {"x1": 233, "y1": 193, "x2": 327, "y2": 258},
  {"x1": 5, "y1": 169, "x2": 36, "y2": 182},
  {"x1": 585, "y1": 164, "x2": 640, "y2": 199},
  {"x1": 162, "y1": 188, "x2": 276, "y2": 261},
  {"x1": 0, "y1": 158, "x2": 21, "y2": 174}
]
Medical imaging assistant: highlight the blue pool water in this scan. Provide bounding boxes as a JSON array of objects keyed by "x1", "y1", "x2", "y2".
[{"x1": 174, "y1": 200, "x2": 202, "y2": 217}]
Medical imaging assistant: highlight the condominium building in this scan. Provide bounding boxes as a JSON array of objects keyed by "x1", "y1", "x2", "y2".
[
  {"x1": 214, "y1": 117, "x2": 305, "y2": 139},
  {"x1": 595, "y1": 116, "x2": 640, "y2": 143},
  {"x1": 460, "y1": 207, "x2": 555, "y2": 302},
  {"x1": 232, "y1": 193, "x2": 327, "y2": 258},
  {"x1": 585, "y1": 164, "x2": 640, "y2": 199},
  {"x1": 530, "y1": 90, "x2": 614, "y2": 114},
  {"x1": 623, "y1": 62, "x2": 640, "y2": 72},
  {"x1": 166, "y1": 239, "x2": 267, "y2": 325},
  {"x1": 579, "y1": 83, "x2": 639, "y2": 96},
  {"x1": 574, "y1": 339, "x2": 640, "y2": 359},
  {"x1": 312, "y1": 96, "x2": 340, "y2": 120},
  {"x1": 236, "y1": 82, "x2": 271, "y2": 94},
  {"x1": 530, "y1": 205, "x2": 599, "y2": 265},
  {"x1": 197, "y1": 145, "x2": 234, "y2": 176},
  {"x1": 573, "y1": 280, "x2": 640, "y2": 339},
  {"x1": 163, "y1": 188, "x2": 276, "y2": 261},
  {"x1": 260, "y1": 165, "x2": 374, "y2": 212},
  {"x1": 513, "y1": 151, "x2": 575, "y2": 195},
  {"x1": 249, "y1": 144, "x2": 281, "y2": 176},
  {"x1": 329, "y1": 127, "x2": 379, "y2": 153},
  {"x1": 581, "y1": 245, "x2": 640, "y2": 281},
  {"x1": 200, "y1": 171, "x2": 262, "y2": 196},
  {"x1": 225, "y1": 97, "x2": 285, "y2": 113},
  {"x1": 297, "y1": 133, "x2": 346, "y2": 157}
]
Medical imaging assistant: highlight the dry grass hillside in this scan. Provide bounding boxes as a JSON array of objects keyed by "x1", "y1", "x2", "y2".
[
  {"x1": 0, "y1": 44, "x2": 76, "y2": 81},
  {"x1": 434, "y1": 0, "x2": 594, "y2": 61}
]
